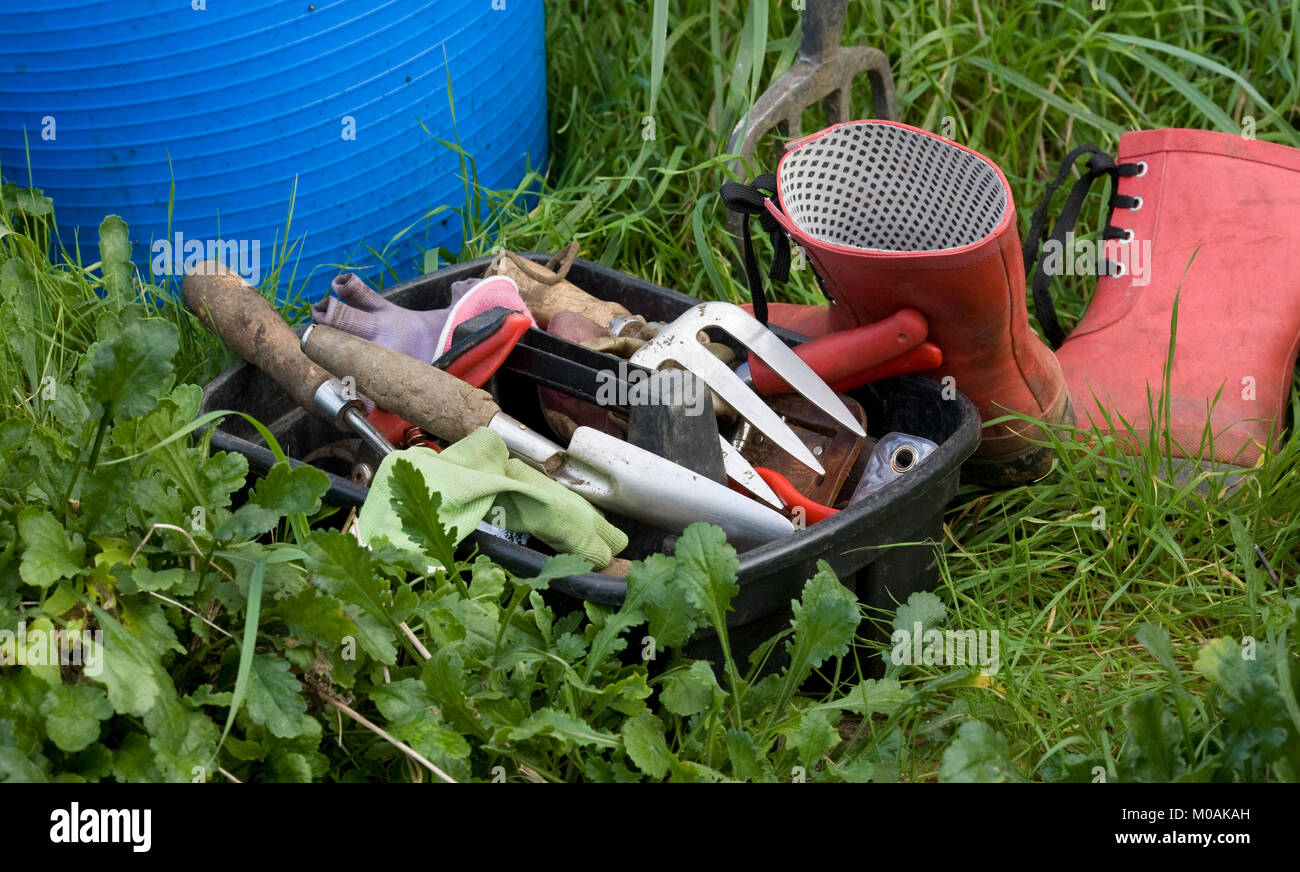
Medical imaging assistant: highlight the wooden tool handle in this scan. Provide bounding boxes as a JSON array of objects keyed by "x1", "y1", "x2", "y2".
[
  {"x1": 181, "y1": 261, "x2": 331, "y2": 413},
  {"x1": 302, "y1": 324, "x2": 500, "y2": 443},
  {"x1": 486, "y1": 251, "x2": 637, "y2": 331}
]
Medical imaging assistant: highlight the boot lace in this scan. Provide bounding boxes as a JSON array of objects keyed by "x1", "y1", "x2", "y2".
[{"x1": 1023, "y1": 145, "x2": 1145, "y2": 348}]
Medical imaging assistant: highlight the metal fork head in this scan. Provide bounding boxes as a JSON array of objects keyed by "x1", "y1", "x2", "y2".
[
  {"x1": 639, "y1": 302, "x2": 863, "y2": 434},
  {"x1": 629, "y1": 302, "x2": 863, "y2": 475}
]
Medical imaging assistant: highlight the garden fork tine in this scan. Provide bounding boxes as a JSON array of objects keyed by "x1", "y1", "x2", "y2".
[{"x1": 630, "y1": 301, "x2": 864, "y2": 476}]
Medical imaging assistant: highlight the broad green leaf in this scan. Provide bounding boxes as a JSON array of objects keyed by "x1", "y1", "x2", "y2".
[
  {"x1": 145, "y1": 705, "x2": 219, "y2": 782},
  {"x1": 788, "y1": 707, "x2": 841, "y2": 770},
  {"x1": 189, "y1": 685, "x2": 234, "y2": 708},
  {"x1": 127, "y1": 566, "x2": 190, "y2": 594},
  {"x1": 469, "y1": 556, "x2": 508, "y2": 600},
  {"x1": 829, "y1": 725, "x2": 903, "y2": 783},
  {"x1": 307, "y1": 530, "x2": 397, "y2": 636},
  {"x1": 723, "y1": 729, "x2": 769, "y2": 781},
  {"x1": 40, "y1": 683, "x2": 113, "y2": 752},
  {"x1": 265, "y1": 750, "x2": 314, "y2": 783},
  {"x1": 814, "y1": 678, "x2": 914, "y2": 717},
  {"x1": 584, "y1": 552, "x2": 698, "y2": 682},
  {"x1": 50, "y1": 381, "x2": 91, "y2": 432},
  {"x1": 892, "y1": 590, "x2": 947, "y2": 635},
  {"x1": 88, "y1": 601, "x2": 174, "y2": 717},
  {"x1": 348, "y1": 609, "x2": 398, "y2": 664},
  {"x1": 673, "y1": 523, "x2": 739, "y2": 634},
  {"x1": 646, "y1": 555, "x2": 703, "y2": 649},
  {"x1": 274, "y1": 589, "x2": 354, "y2": 647},
  {"x1": 388, "y1": 718, "x2": 472, "y2": 778},
  {"x1": 386, "y1": 456, "x2": 460, "y2": 571},
  {"x1": 98, "y1": 215, "x2": 133, "y2": 299},
  {"x1": 622, "y1": 712, "x2": 672, "y2": 779},
  {"x1": 659, "y1": 660, "x2": 722, "y2": 717},
  {"x1": 245, "y1": 655, "x2": 308, "y2": 739},
  {"x1": 79, "y1": 318, "x2": 178, "y2": 420},
  {"x1": 939, "y1": 720, "x2": 1024, "y2": 783},
  {"x1": 1194, "y1": 637, "x2": 1291, "y2": 771},
  {"x1": 1120, "y1": 692, "x2": 1181, "y2": 781},
  {"x1": 17, "y1": 508, "x2": 84, "y2": 588},
  {"x1": 503, "y1": 708, "x2": 619, "y2": 749},
  {"x1": 511, "y1": 552, "x2": 591, "y2": 591},
  {"x1": 216, "y1": 462, "x2": 328, "y2": 540},
  {"x1": 18, "y1": 617, "x2": 61, "y2": 687},
  {"x1": 370, "y1": 678, "x2": 431, "y2": 723},
  {"x1": 109, "y1": 733, "x2": 157, "y2": 782},
  {"x1": 784, "y1": 562, "x2": 859, "y2": 680},
  {"x1": 422, "y1": 646, "x2": 485, "y2": 740}
]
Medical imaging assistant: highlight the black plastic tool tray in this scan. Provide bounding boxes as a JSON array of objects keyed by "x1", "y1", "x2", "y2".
[{"x1": 200, "y1": 254, "x2": 980, "y2": 649}]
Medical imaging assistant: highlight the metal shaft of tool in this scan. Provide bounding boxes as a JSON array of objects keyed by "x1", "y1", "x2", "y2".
[
  {"x1": 312, "y1": 379, "x2": 397, "y2": 455},
  {"x1": 718, "y1": 436, "x2": 783, "y2": 508}
]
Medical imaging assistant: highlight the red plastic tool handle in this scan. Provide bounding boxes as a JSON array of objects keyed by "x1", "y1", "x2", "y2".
[
  {"x1": 825, "y1": 341, "x2": 942, "y2": 393},
  {"x1": 443, "y1": 312, "x2": 533, "y2": 388},
  {"x1": 754, "y1": 467, "x2": 839, "y2": 524},
  {"x1": 747, "y1": 309, "x2": 930, "y2": 395}
]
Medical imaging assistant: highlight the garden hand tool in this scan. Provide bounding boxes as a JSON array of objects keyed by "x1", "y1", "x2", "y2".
[
  {"x1": 486, "y1": 318, "x2": 779, "y2": 505},
  {"x1": 725, "y1": 0, "x2": 897, "y2": 182},
  {"x1": 629, "y1": 301, "x2": 865, "y2": 475},
  {"x1": 726, "y1": 119, "x2": 1074, "y2": 486},
  {"x1": 313, "y1": 272, "x2": 536, "y2": 365},
  {"x1": 1026, "y1": 129, "x2": 1300, "y2": 470},
  {"x1": 752, "y1": 467, "x2": 839, "y2": 525},
  {"x1": 358, "y1": 429, "x2": 628, "y2": 567},
  {"x1": 181, "y1": 263, "x2": 532, "y2": 547},
  {"x1": 732, "y1": 391, "x2": 867, "y2": 506},
  {"x1": 735, "y1": 308, "x2": 938, "y2": 395},
  {"x1": 366, "y1": 306, "x2": 534, "y2": 447},
  {"x1": 487, "y1": 250, "x2": 863, "y2": 474},
  {"x1": 180, "y1": 262, "x2": 396, "y2": 457},
  {"x1": 301, "y1": 324, "x2": 797, "y2": 549},
  {"x1": 849, "y1": 432, "x2": 939, "y2": 503}
]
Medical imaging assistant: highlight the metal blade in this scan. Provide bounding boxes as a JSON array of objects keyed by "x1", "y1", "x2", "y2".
[
  {"x1": 718, "y1": 436, "x2": 783, "y2": 508},
  {"x1": 633, "y1": 338, "x2": 825, "y2": 474},
  {"x1": 560, "y1": 427, "x2": 795, "y2": 550},
  {"x1": 677, "y1": 302, "x2": 865, "y2": 437}
]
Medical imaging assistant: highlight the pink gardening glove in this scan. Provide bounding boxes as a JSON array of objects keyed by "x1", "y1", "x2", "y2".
[{"x1": 312, "y1": 273, "x2": 536, "y2": 364}]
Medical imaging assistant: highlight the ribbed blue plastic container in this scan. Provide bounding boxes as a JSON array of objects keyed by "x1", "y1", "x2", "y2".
[{"x1": 0, "y1": 0, "x2": 547, "y2": 297}]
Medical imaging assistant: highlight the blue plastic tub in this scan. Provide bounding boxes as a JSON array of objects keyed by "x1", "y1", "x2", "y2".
[{"x1": 0, "y1": 0, "x2": 547, "y2": 296}]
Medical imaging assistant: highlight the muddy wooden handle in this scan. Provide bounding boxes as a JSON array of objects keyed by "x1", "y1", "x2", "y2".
[
  {"x1": 486, "y1": 252, "x2": 637, "y2": 331},
  {"x1": 181, "y1": 261, "x2": 331, "y2": 413},
  {"x1": 301, "y1": 324, "x2": 500, "y2": 443}
]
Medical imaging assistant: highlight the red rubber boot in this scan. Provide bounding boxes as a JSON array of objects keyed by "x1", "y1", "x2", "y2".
[
  {"x1": 738, "y1": 119, "x2": 1072, "y2": 486},
  {"x1": 1040, "y1": 130, "x2": 1300, "y2": 469}
]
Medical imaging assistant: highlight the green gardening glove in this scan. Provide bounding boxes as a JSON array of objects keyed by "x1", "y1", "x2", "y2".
[{"x1": 357, "y1": 428, "x2": 627, "y2": 567}]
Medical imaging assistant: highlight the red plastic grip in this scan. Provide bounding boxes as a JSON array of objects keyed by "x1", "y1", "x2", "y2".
[{"x1": 747, "y1": 308, "x2": 930, "y2": 395}]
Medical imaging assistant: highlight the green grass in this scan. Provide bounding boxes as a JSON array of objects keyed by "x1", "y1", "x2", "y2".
[{"x1": 2, "y1": 0, "x2": 1297, "y2": 780}]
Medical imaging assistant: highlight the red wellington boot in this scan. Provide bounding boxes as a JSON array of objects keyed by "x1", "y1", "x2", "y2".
[
  {"x1": 728, "y1": 119, "x2": 1072, "y2": 486},
  {"x1": 1032, "y1": 130, "x2": 1300, "y2": 469}
]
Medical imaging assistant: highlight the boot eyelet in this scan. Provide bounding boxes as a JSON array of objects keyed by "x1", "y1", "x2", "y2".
[
  {"x1": 1134, "y1": 160, "x2": 1148, "y2": 177},
  {"x1": 1121, "y1": 228, "x2": 1135, "y2": 242},
  {"x1": 1111, "y1": 262, "x2": 1128, "y2": 278},
  {"x1": 1128, "y1": 196, "x2": 1143, "y2": 211}
]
